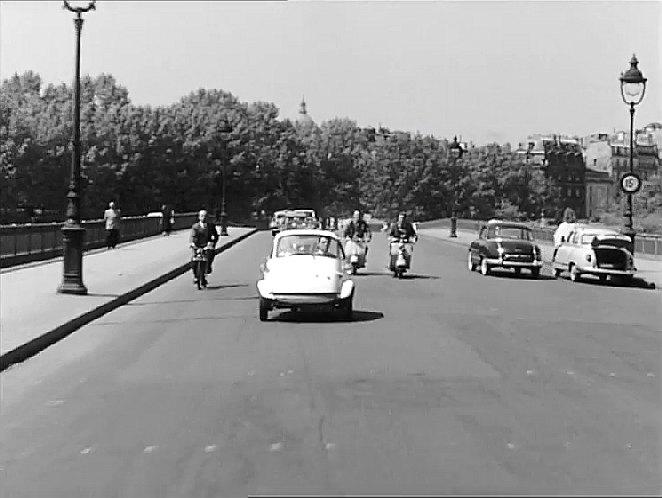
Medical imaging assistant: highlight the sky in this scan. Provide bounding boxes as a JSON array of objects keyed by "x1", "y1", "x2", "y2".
[{"x1": 1, "y1": 0, "x2": 660, "y2": 146}]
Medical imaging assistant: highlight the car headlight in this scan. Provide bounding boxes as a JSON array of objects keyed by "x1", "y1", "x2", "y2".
[
  {"x1": 497, "y1": 244, "x2": 504, "y2": 255},
  {"x1": 585, "y1": 254, "x2": 592, "y2": 262}
]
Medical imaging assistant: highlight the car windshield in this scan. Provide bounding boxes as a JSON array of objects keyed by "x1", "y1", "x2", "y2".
[
  {"x1": 487, "y1": 226, "x2": 532, "y2": 241},
  {"x1": 276, "y1": 235, "x2": 340, "y2": 258}
]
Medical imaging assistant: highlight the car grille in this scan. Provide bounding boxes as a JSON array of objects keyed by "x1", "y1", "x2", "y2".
[{"x1": 504, "y1": 254, "x2": 533, "y2": 262}]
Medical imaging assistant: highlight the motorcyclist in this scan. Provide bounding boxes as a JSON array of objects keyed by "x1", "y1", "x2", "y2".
[
  {"x1": 388, "y1": 212, "x2": 417, "y2": 274},
  {"x1": 343, "y1": 210, "x2": 372, "y2": 242},
  {"x1": 189, "y1": 209, "x2": 219, "y2": 285},
  {"x1": 388, "y1": 211, "x2": 417, "y2": 240},
  {"x1": 343, "y1": 210, "x2": 372, "y2": 261}
]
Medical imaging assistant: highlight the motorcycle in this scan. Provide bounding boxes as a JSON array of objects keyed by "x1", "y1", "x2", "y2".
[
  {"x1": 344, "y1": 235, "x2": 369, "y2": 275},
  {"x1": 389, "y1": 235, "x2": 416, "y2": 279},
  {"x1": 191, "y1": 243, "x2": 214, "y2": 289}
]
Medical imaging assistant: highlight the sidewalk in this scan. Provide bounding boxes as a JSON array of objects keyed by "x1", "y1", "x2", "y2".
[
  {"x1": 417, "y1": 227, "x2": 662, "y2": 289},
  {"x1": 1, "y1": 227, "x2": 258, "y2": 370}
]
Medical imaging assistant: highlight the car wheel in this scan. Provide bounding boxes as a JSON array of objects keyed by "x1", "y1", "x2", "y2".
[
  {"x1": 599, "y1": 274, "x2": 608, "y2": 284},
  {"x1": 259, "y1": 298, "x2": 270, "y2": 322},
  {"x1": 531, "y1": 267, "x2": 540, "y2": 279},
  {"x1": 569, "y1": 264, "x2": 581, "y2": 282},
  {"x1": 480, "y1": 258, "x2": 491, "y2": 276},
  {"x1": 467, "y1": 252, "x2": 476, "y2": 271},
  {"x1": 514, "y1": 267, "x2": 522, "y2": 276},
  {"x1": 553, "y1": 267, "x2": 562, "y2": 278}
]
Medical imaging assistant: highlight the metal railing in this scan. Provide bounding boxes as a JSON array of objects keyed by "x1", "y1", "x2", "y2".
[{"x1": 0, "y1": 212, "x2": 201, "y2": 267}]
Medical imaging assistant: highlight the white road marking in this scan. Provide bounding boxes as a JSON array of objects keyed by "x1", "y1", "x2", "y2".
[
  {"x1": 204, "y1": 445, "x2": 217, "y2": 453},
  {"x1": 625, "y1": 443, "x2": 632, "y2": 449},
  {"x1": 324, "y1": 443, "x2": 336, "y2": 450},
  {"x1": 80, "y1": 447, "x2": 93, "y2": 455},
  {"x1": 279, "y1": 372, "x2": 285, "y2": 377},
  {"x1": 248, "y1": 370, "x2": 255, "y2": 377},
  {"x1": 144, "y1": 446, "x2": 158, "y2": 453},
  {"x1": 609, "y1": 372, "x2": 616, "y2": 377},
  {"x1": 526, "y1": 369, "x2": 534, "y2": 375},
  {"x1": 269, "y1": 442, "x2": 282, "y2": 452},
  {"x1": 507, "y1": 443, "x2": 516, "y2": 449},
  {"x1": 287, "y1": 369, "x2": 294, "y2": 374},
  {"x1": 647, "y1": 372, "x2": 655, "y2": 377},
  {"x1": 566, "y1": 370, "x2": 575, "y2": 376},
  {"x1": 563, "y1": 442, "x2": 571, "y2": 448},
  {"x1": 46, "y1": 400, "x2": 64, "y2": 407}
]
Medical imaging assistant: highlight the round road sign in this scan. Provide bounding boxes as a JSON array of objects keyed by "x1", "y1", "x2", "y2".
[{"x1": 621, "y1": 173, "x2": 641, "y2": 194}]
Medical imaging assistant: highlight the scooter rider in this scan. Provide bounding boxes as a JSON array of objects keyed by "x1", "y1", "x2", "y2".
[
  {"x1": 189, "y1": 209, "x2": 219, "y2": 285},
  {"x1": 343, "y1": 210, "x2": 372, "y2": 242},
  {"x1": 388, "y1": 212, "x2": 417, "y2": 274},
  {"x1": 388, "y1": 211, "x2": 417, "y2": 240}
]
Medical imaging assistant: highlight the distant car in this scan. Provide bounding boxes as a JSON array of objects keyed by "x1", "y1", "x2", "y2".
[
  {"x1": 269, "y1": 210, "x2": 292, "y2": 236},
  {"x1": 468, "y1": 220, "x2": 543, "y2": 278},
  {"x1": 551, "y1": 227, "x2": 636, "y2": 285},
  {"x1": 256, "y1": 229, "x2": 355, "y2": 321}
]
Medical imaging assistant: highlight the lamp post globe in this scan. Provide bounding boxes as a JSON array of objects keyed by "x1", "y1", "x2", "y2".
[
  {"x1": 619, "y1": 54, "x2": 647, "y2": 252},
  {"x1": 448, "y1": 136, "x2": 463, "y2": 238},
  {"x1": 57, "y1": 0, "x2": 96, "y2": 295}
]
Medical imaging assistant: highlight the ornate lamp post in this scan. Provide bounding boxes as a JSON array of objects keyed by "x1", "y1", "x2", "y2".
[
  {"x1": 619, "y1": 54, "x2": 647, "y2": 251},
  {"x1": 448, "y1": 136, "x2": 463, "y2": 238},
  {"x1": 57, "y1": 0, "x2": 96, "y2": 295},
  {"x1": 216, "y1": 120, "x2": 233, "y2": 236}
]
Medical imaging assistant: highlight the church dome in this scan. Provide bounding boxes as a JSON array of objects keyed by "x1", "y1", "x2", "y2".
[{"x1": 296, "y1": 98, "x2": 314, "y2": 126}]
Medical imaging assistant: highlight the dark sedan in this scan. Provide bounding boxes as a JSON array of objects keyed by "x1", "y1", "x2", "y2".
[{"x1": 468, "y1": 220, "x2": 543, "y2": 278}]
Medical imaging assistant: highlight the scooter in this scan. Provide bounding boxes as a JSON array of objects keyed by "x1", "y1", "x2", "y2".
[
  {"x1": 344, "y1": 236, "x2": 369, "y2": 275},
  {"x1": 389, "y1": 236, "x2": 416, "y2": 279},
  {"x1": 191, "y1": 242, "x2": 214, "y2": 289}
]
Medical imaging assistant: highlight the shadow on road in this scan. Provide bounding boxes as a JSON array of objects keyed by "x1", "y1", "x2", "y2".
[
  {"x1": 271, "y1": 309, "x2": 384, "y2": 324},
  {"x1": 85, "y1": 292, "x2": 122, "y2": 298},
  {"x1": 397, "y1": 273, "x2": 440, "y2": 280},
  {"x1": 555, "y1": 274, "x2": 657, "y2": 290},
  {"x1": 357, "y1": 271, "x2": 440, "y2": 280},
  {"x1": 482, "y1": 270, "x2": 556, "y2": 281},
  {"x1": 205, "y1": 283, "x2": 249, "y2": 290}
]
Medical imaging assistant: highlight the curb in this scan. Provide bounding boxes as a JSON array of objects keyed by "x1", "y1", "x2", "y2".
[{"x1": 0, "y1": 229, "x2": 259, "y2": 372}]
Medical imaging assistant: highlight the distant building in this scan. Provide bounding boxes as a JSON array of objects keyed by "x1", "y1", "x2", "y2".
[
  {"x1": 295, "y1": 98, "x2": 314, "y2": 130},
  {"x1": 543, "y1": 138, "x2": 586, "y2": 218},
  {"x1": 585, "y1": 168, "x2": 613, "y2": 219}
]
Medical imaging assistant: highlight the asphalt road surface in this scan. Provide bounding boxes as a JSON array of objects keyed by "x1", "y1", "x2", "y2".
[{"x1": 1, "y1": 231, "x2": 660, "y2": 496}]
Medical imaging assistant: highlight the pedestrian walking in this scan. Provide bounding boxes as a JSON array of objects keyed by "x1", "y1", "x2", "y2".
[
  {"x1": 160, "y1": 204, "x2": 172, "y2": 235},
  {"x1": 103, "y1": 201, "x2": 121, "y2": 249}
]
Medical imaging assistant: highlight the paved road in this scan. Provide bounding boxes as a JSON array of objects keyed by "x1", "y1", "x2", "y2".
[{"x1": 1, "y1": 231, "x2": 660, "y2": 496}]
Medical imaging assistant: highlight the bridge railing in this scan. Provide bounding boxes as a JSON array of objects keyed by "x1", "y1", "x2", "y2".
[
  {"x1": 419, "y1": 218, "x2": 662, "y2": 256},
  {"x1": 0, "y1": 212, "x2": 202, "y2": 267}
]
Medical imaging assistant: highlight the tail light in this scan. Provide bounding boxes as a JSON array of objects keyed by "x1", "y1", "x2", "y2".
[{"x1": 585, "y1": 254, "x2": 592, "y2": 262}]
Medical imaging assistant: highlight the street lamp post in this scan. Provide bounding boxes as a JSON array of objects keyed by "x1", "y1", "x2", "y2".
[
  {"x1": 619, "y1": 54, "x2": 647, "y2": 251},
  {"x1": 217, "y1": 120, "x2": 232, "y2": 237},
  {"x1": 448, "y1": 136, "x2": 463, "y2": 238},
  {"x1": 57, "y1": 0, "x2": 96, "y2": 295}
]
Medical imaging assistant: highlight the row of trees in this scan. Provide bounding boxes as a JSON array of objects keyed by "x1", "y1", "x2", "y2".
[{"x1": 1, "y1": 71, "x2": 565, "y2": 224}]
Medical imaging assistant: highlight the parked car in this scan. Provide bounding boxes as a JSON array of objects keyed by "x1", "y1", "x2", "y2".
[
  {"x1": 256, "y1": 229, "x2": 355, "y2": 321},
  {"x1": 551, "y1": 227, "x2": 636, "y2": 285},
  {"x1": 468, "y1": 220, "x2": 543, "y2": 278}
]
